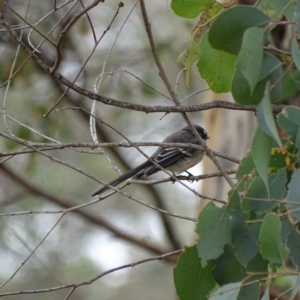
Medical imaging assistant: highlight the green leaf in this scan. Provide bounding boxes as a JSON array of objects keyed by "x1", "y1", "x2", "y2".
[
  {"x1": 232, "y1": 71, "x2": 266, "y2": 105},
  {"x1": 297, "y1": 130, "x2": 300, "y2": 163},
  {"x1": 286, "y1": 220, "x2": 300, "y2": 269},
  {"x1": 212, "y1": 248, "x2": 268, "y2": 287},
  {"x1": 179, "y1": 9, "x2": 216, "y2": 86},
  {"x1": 257, "y1": 85, "x2": 282, "y2": 146},
  {"x1": 236, "y1": 27, "x2": 264, "y2": 93},
  {"x1": 252, "y1": 128, "x2": 272, "y2": 197},
  {"x1": 174, "y1": 246, "x2": 215, "y2": 300},
  {"x1": 286, "y1": 170, "x2": 300, "y2": 221},
  {"x1": 235, "y1": 152, "x2": 256, "y2": 195},
  {"x1": 209, "y1": 6, "x2": 269, "y2": 54},
  {"x1": 236, "y1": 151, "x2": 255, "y2": 181},
  {"x1": 293, "y1": 0, "x2": 300, "y2": 35},
  {"x1": 227, "y1": 188, "x2": 242, "y2": 211},
  {"x1": 197, "y1": 32, "x2": 237, "y2": 93},
  {"x1": 232, "y1": 53, "x2": 282, "y2": 105},
  {"x1": 171, "y1": 0, "x2": 215, "y2": 18},
  {"x1": 178, "y1": 40, "x2": 201, "y2": 86},
  {"x1": 209, "y1": 282, "x2": 241, "y2": 300},
  {"x1": 260, "y1": 0, "x2": 281, "y2": 20},
  {"x1": 196, "y1": 202, "x2": 231, "y2": 266},
  {"x1": 231, "y1": 208, "x2": 260, "y2": 267},
  {"x1": 280, "y1": 69, "x2": 300, "y2": 101},
  {"x1": 259, "y1": 213, "x2": 288, "y2": 265},
  {"x1": 269, "y1": 147, "x2": 296, "y2": 173},
  {"x1": 258, "y1": 52, "x2": 283, "y2": 81},
  {"x1": 281, "y1": 218, "x2": 291, "y2": 244},
  {"x1": 246, "y1": 252, "x2": 268, "y2": 282},
  {"x1": 242, "y1": 169, "x2": 287, "y2": 213},
  {"x1": 261, "y1": 0, "x2": 295, "y2": 20},
  {"x1": 279, "y1": 106, "x2": 300, "y2": 126},
  {"x1": 292, "y1": 38, "x2": 300, "y2": 72},
  {"x1": 212, "y1": 245, "x2": 246, "y2": 285},
  {"x1": 208, "y1": 3, "x2": 224, "y2": 17},
  {"x1": 278, "y1": 106, "x2": 300, "y2": 162},
  {"x1": 271, "y1": 0, "x2": 295, "y2": 19},
  {"x1": 237, "y1": 283, "x2": 260, "y2": 300},
  {"x1": 277, "y1": 116, "x2": 298, "y2": 146}
]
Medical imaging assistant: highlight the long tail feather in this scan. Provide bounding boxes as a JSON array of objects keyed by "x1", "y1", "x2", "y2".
[{"x1": 91, "y1": 160, "x2": 152, "y2": 196}]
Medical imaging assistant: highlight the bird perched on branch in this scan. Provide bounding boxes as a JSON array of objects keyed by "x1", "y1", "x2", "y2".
[{"x1": 92, "y1": 124, "x2": 209, "y2": 197}]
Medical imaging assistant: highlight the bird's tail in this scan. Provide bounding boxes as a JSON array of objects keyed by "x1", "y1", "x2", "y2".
[{"x1": 91, "y1": 160, "x2": 152, "y2": 197}]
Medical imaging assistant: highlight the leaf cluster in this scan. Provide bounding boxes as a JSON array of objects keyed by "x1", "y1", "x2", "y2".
[{"x1": 172, "y1": 0, "x2": 300, "y2": 299}]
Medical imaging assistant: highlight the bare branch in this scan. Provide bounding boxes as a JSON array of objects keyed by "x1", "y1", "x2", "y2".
[
  {"x1": 0, "y1": 134, "x2": 241, "y2": 164},
  {"x1": 0, "y1": 215, "x2": 64, "y2": 289},
  {"x1": 0, "y1": 164, "x2": 169, "y2": 257},
  {"x1": 50, "y1": 0, "x2": 105, "y2": 74},
  {"x1": 0, "y1": 14, "x2": 285, "y2": 116},
  {"x1": 0, "y1": 250, "x2": 183, "y2": 297}
]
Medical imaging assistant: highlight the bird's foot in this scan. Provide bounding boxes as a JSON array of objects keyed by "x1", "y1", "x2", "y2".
[{"x1": 185, "y1": 171, "x2": 194, "y2": 183}]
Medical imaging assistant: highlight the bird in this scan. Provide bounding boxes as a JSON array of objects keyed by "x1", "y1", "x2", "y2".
[{"x1": 92, "y1": 124, "x2": 209, "y2": 197}]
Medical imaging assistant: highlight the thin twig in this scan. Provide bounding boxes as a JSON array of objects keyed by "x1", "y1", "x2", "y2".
[
  {"x1": 4, "y1": 4, "x2": 56, "y2": 46},
  {"x1": 78, "y1": 0, "x2": 97, "y2": 43},
  {"x1": 139, "y1": 0, "x2": 178, "y2": 103},
  {"x1": 0, "y1": 14, "x2": 285, "y2": 115},
  {"x1": 0, "y1": 250, "x2": 183, "y2": 297},
  {"x1": 50, "y1": 0, "x2": 104, "y2": 74},
  {"x1": 0, "y1": 164, "x2": 170, "y2": 257},
  {"x1": 0, "y1": 133, "x2": 241, "y2": 164},
  {"x1": 0, "y1": 215, "x2": 64, "y2": 290},
  {"x1": 43, "y1": 1, "x2": 122, "y2": 117},
  {"x1": 63, "y1": 287, "x2": 76, "y2": 300},
  {"x1": 131, "y1": 170, "x2": 237, "y2": 185}
]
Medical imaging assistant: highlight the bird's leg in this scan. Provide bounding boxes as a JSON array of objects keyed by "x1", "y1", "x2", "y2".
[
  {"x1": 171, "y1": 172, "x2": 177, "y2": 184},
  {"x1": 185, "y1": 171, "x2": 194, "y2": 183}
]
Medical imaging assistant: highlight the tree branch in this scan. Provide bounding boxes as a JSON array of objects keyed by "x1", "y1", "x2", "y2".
[
  {"x1": 0, "y1": 13, "x2": 285, "y2": 115},
  {"x1": 0, "y1": 163, "x2": 171, "y2": 258}
]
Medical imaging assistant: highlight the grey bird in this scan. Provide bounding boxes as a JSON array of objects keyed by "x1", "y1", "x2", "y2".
[{"x1": 92, "y1": 125, "x2": 209, "y2": 196}]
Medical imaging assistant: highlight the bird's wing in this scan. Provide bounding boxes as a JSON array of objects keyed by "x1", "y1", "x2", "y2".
[
  {"x1": 156, "y1": 147, "x2": 195, "y2": 164},
  {"x1": 143, "y1": 147, "x2": 195, "y2": 176}
]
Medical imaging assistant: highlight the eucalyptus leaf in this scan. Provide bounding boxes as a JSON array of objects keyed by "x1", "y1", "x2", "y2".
[
  {"x1": 209, "y1": 6, "x2": 269, "y2": 54},
  {"x1": 257, "y1": 84, "x2": 282, "y2": 146},
  {"x1": 286, "y1": 170, "x2": 300, "y2": 222},
  {"x1": 259, "y1": 213, "x2": 288, "y2": 265},
  {"x1": 232, "y1": 53, "x2": 282, "y2": 104},
  {"x1": 237, "y1": 283, "x2": 260, "y2": 300},
  {"x1": 196, "y1": 202, "x2": 231, "y2": 266},
  {"x1": 212, "y1": 245, "x2": 246, "y2": 285},
  {"x1": 198, "y1": 33, "x2": 237, "y2": 93},
  {"x1": 252, "y1": 128, "x2": 272, "y2": 197},
  {"x1": 171, "y1": 0, "x2": 215, "y2": 18},
  {"x1": 292, "y1": 37, "x2": 300, "y2": 72},
  {"x1": 174, "y1": 246, "x2": 215, "y2": 300},
  {"x1": 242, "y1": 169, "x2": 287, "y2": 213},
  {"x1": 231, "y1": 208, "x2": 260, "y2": 267},
  {"x1": 286, "y1": 220, "x2": 300, "y2": 269},
  {"x1": 236, "y1": 27, "x2": 264, "y2": 93}
]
